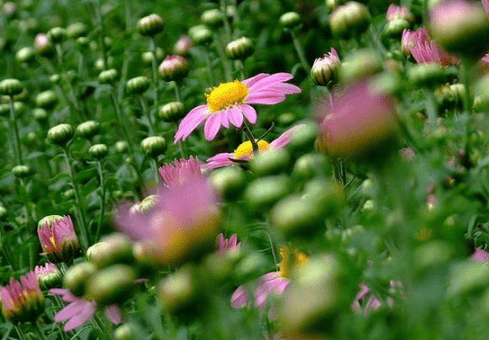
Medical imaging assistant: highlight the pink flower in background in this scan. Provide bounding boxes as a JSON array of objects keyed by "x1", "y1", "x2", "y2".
[
  {"x1": 158, "y1": 156, "x2": 202, "y2": 187},
  {"x1": 0, "y1": 271, "x2": 45, "y2": 323},
  {"x1": 174, "y1": 73, "x2": 301, "y2": 142},
  {"x1": 202, "y1": 124, "x2": 305, "y2": 169},
  {"x1": 35, "y1": 262, "x2": 62, "y2": 289},
  {"x1": 37, "y1": 215, "x2": 80, "y2": 263},
  {"x1": 173, "y1": 35, "x2": 194, "y2": 56},
  {"x1": 352, "y1": 281, "x2": 401, "y2": 316},
  {"x1": 50, "y1": 289, "x2": 121, "y2": 332},
  {"x1": 472, "y1": 247, "x2": 489, "y2": 262},
  {"x1": 216, "y1": 233, "x2": 241, "y2": 254},
  {"x1": 386, "y1": 4, "x2": 414, "y2": 22}
]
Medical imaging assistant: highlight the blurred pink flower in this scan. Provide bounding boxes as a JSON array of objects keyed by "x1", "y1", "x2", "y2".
[
  {"x1": 158, "y1": 156, "x2": 202, "y2": 187},
  {"x1": 202, "y1": 124, "x2": 305, "y2": 169},
  {"x1": 173, "y1": 35, "x2": 193, "y2": 56},
  {"x1": 0, "y1": 271, "x2": 45, "y2": 323},
  {"x1": 472, "y1": 247, "x2": 489, "y2": 262},
  {"x1": 216, "y1": 233, "x2": 241, "y2": 254},
  {"x1": 115, "y1": 176, "x2": 221, "y2": 265},
  {"x1": 37, "y1": 215, "x2": 80, "y2": 263},
  {"x1": 401, "y1": 28, "x2": 459, "y2": 66},
  {"x1": 50, "y1": 289, "x2": 121, "y2": 332},
  {"x1": 352, "y1": 281, "x2": 401, "y2": 315},
  {"x1": 174, "y1": 73, "x2": 301, "y2": 142},
  {"x1": 386, "y1": 4, "x2": 414, "y2": 22}
]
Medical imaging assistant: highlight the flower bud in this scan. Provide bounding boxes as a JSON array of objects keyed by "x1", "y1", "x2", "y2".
[
  {"x1": 63, "y1": 261, "x2": 97, "y2": 296},
  {"x1": 16, "y1": 47, "x2": 35, "y2": 64},
  {"x1": 173, "y1": 35, "x2": 193, "y2": 56},
  {"x1": 50, "y1": 74, "x2": 61, "y2": 85},
  {"x1": 311, "y1": 48, "x2": 341, "y2": 86},
  {"x1": 114, "y1": 323, "x2": 137, "y2": 340},
  {"x1": 250, "y1": 148, "x2": 291, "y2": 177},
  {"x1": 66, "y1": 22, "x2": 88, "y2": 40},
  {"x1": 158, "y1": 264, "x2": 200, "y2": 315},
  {"x1": 0, "y1": 205, "x2": 6, "y2": 219},
  {"x1": 95, "y1": 56, "x2": 114, "y2": 71},
  {"x1": 291, "y1": 153, "x2": 331, "y2": 181},
  {"x1": 382, "y1": 19, "x2": 410, "y2": 39},
  {"x1": 48, "y1": 123, "x2": 74, "y2": 146},
  {"x1": 34, "y1": 33, "x2": 54, "y2": 56},
  {"x1": 76, "y1": 120, "x2": 100, "y2": 140},
  {"x1": 33, "y1": 108, "x2": 48, "y2": 122},
  {"x1": 0, "y1": 103, "x2": 9, "y2": 117},
  {"x1": 279, "y1": 12, "x2": 301, "y2": 29},
  {"x1": 86, "y1": 233, "x2": 134, "y2": 269},
  {"x1": 188, "y1": 25, "x2": 213, "y2": 46},
  {"x1": 210, "y1": 167, "x2": 246, "y2": 201},
  {"x1": 407, "y1": 63, "x2": 447, "y2": 88},
  {"x1": 386, "y1": 4, "x2": 414, "y2": 23},
  {"x1": 158, "y1": 101, "x2": 185, "y2": 122},
  {"x1": 141, "y1": 136, "x2": 167, "y2": 158},
  {"x1": 98, "y1": 68, "x2": 118, "y2": 85},
  {"x1": 36, "y1": 90, "x2": 58, "y2": 109},
  {"x1": 141, "y1": 47, "x2": 164, "y2": 64},
  {"x1": 75, "y1": 36, "x2": 89, "y2": 49},
  {"x1": 201, "y1": 9, "x2": 224, "y2": 28},
  {"x1": 0, "y1": 78, "x2": 23, "y2": 96},
  {"x1": 429, "y1": 0, "x2": 489, "y2": 58},
  {"x1": 115, "y1": 140, "x2": 129, "y2": 153},
  {"x1": 329, "y1": 2, "x2": 370, "y2": 38},
  {"x1": 137, "y1": 14, "x2": 164, "y2": 36},
  {"x1": 126, "y1": 76, "x2": 150, "y2": 95},
  {"x1": 12, "y1": 165, "x2": 31, "y2": 178},
  {"x1": 158, "y1": 55, "x2": 189, "y2": 82},
  {"x1": 85, "y1": 264, "x2": 137, "y2": 306},
  {"x1": 244, "y1": 175, "x2": 292, "y2": 210},
  {"x1": 339, "y1": 49, "x2": 383, "y2": 84},
  {"x1": 225, "y1": 36, "x2": 254, "y2": 60},
  {"x1": 89, "y1": 144, "x2": 108, "y2": 160},
  {"x1": 35, "y1": 263, "x2": 63, "y2": 290},
  {"x1": 286, "y1": 122, "x2": 318, "y2": 155},
  {"x1": 47, "y1": 27, "x2": 67, "y2": 44}
]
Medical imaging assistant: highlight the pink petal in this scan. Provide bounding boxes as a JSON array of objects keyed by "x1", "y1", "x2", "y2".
[
  {"x1": 229, "y1": 107, "x2": 244, "y2": 128},
  {"x1": 201, "y1": 152, "x2": 235, "y2": 169},
  {"x1": 246, "y1": 91, "x2": 286, "y2": 105},
  {"x1": 104, "y1": 305, "x2": 122, "y2": 324},
  {"x1": 247, "y1": 73, "x2": 294, "y2": 92},
  {"x1": 240, "y1": 105, "x2": 257, "y2": 124},
  {"x1": 272, "y1": 83, "x2": 302, "y2": 95},
  {"x1": 220, "y1": 109, "x2": 230, "y2": 128},
  {"x1": 204, "y1": 114, "x2": 222, "y2": 140},
  {"x1": 174, "y1": 105, "x2": 208, "y2": 142},
  {"x1": 231, "y1": 286, "x2": 249, "y2": 308},
  {"x1": 63, "y1": 302, "x2": 96, "y2": 332},
  {"x1": 270, "y1": 124, "x2": 306, "y2": 149},
  {"x1": 242, "y1": 73, "x2": 269, "y2": 87},
  {"x1": 54, "y1": 300, "x2": 88, "y2": 322}
]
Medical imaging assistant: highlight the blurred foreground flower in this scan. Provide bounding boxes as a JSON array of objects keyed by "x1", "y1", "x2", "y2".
[
  {"x1": 37, "y1": 215, "x2": 80, "y2": 263},
  {"x1": 158, "y1": 156, "x2": 202, "y2": 187},
  {"x1": 0, "y1": 272, "x2": 45, "y2": 323},
  {"x1": 115, "y1": 176, "x2": 221, "y2": 266},
  {"x1": 316, "y1": 80, "x2": 398, "y2": 160},
  {"x1": 203, "y1": 124, "x2": 305, "y2": 169},
  {"x1": 50, "y1": 288, "x2": 121, "y2": 332},
  {"x1": 174, "y1": 73, "x2": 301, "y2": 142},
  {"x1": 472, "y1": 247, "x2": 489, "y2": 263}
]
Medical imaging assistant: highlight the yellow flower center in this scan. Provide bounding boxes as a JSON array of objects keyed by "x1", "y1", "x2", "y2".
[
  {"x1": 279, "y1": 246, "x2": 308, "y2": 278},
  {"x1": 206, "y1": 80, "x2": 249, "y2": 112},
  {"x1": 234, "y1": 140, "x2": 270, "y2": 160}
]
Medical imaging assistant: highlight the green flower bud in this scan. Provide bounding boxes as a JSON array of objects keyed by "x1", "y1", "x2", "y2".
[
  {"x1": 35, "y1": 263, "x2": 63, "y2": 290},
  {"x1": 436, "y1": 83, "x2": 465, "y2": 110},
  {"x1": 407, "y1": 63, "x2": 448, "y2": 88},
  {"x1": 0, "y1": 104, "x2": 9, "y2": 117},
  {"x1": 0, "y1": 205, "x2": 6, "y2": 219},
  {"x1": 137, "y1": 14, "x2": 164, "y2": 36},
  {"x1": 302, "y1": 178, "x2": 345, "y2": 215},
  {"x1": 126, "y1": 76, "x2": 151, "y2": 95},
  {"x1": 158, "y1": 264, "x2": 200, "y2": 315},
  {"x1": 50, "y1": 74, "x2": 61, "y2": 84},
  {"x1": 63, "y1": 261, "x2": 97, "y2": 296},
  {"x1": 98, "y1": 68, "x2": 118, "y2": 85},
  {"x1": 141, "y1": 136, "x2": 167, "y2": 158},
  {"x1": 244, "y1": 175, "x2": 292, "y2": 210},
  {"x1": 210, "y1": 167, "x2": 246, "y2": 201},
  {"x1": 158, "y1": 55, "x2": 189, "y2": 82},
  {"x1": 12, "y1": 165, "x2": 31, "y2": 178},
  {"x1": 95, "y1": 56, "x2": 114, "y2": 71},
  {"x1": 85, "y1": 264, "x2": 137, "y2": 306},
  {"x1": 225, "y1": 36, "x2": 254, "y2": 60},
  {"x1": 63, "y1": 189, "x2": 75, "y2": 199},
  {"x1": 250, "y1": 148, "x2": 291, "y2": 177},
  {"x1": 201, "y1": 9, "x2": 224, "y2": 28},
  {"x1": 311, "y1": 49, "x2": 341, "y2": 86},
  {"x1": 203, "y1": 249, "x2": 243, "y2": 282},
  {"x1": 279, "y1": 12, "x2": 301, "y2": 29},
  {"x1": 76, "y1": 120, "x2": 100, "y2": 140},
  {"x1": 47, "y1": 27, "x2": 67, "y2": 44},
  {"x1": 188, "y1": 25, "x2": 213, "y2": 46},
  {"x1": 86, "y1": 233, "x2": 134, "y2": 269},
  {"x1": 158, "y1": 101, "x2": 185, "y2": 122},
  {"x1": 16, "y1": 47, "x2": 35, "y2": 64},
  {"x1": 286, "y1": 122, "x2": 318, "y2": 155},
  {"x1": 114, "y1": 323, "x2": 138, "y2": 340},
  {"x1": 75, "y1": 36, "x2": 90, "y2": 49},
  {"x1": 115, "y1": 140, "x2": 129, "y2": 153},
  {"x1": 36, "y1": 90, "x2": 58, "y2": 109},
  {"x1": 340, "y1": 49, "x2": 383, "y2": 84},
  {"x1": 33, "y1": 108, "x2": 48, "y2": 121},
  {"x1": 233, "y1": 252, "x2": 269, "y2": 282},
  {"x1": 292, "y1": 153, "x2": 331, "y2": 181},
  {"x1": 382, "y1": 19, "x2": 410, "y2": 39},
  {"x1": 66, "y1": 22, "x2": 88, "y2": 40},
  {"x1": 329, "y1": 1, "x2": 370, "y2": 39},
  {"x1": 34, "y1": 33, "x2": 54, "y2": 56},
  {"x1": 47, "y1": 123, "x2": 74, "y2": 146},
  {"x1": 0, "y1": 78, "x2": 24, "y2": 96},
  {"x1": 141, "y1": 47, "x2": 164, "y2": 64},
  {"x1": 89, "y1": 144, "x2": 108, "y2": 160}
]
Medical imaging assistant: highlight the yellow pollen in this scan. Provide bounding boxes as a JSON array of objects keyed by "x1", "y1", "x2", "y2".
[
  {"x1": 234, "y1": 140, "x2": 270, "y2": 160},
  {"x1": 206, "y1": 80, "x2": 249, "y2": 112},
  {"x1": 279, "y1": 246, "x2": 308, "y2": 278}
]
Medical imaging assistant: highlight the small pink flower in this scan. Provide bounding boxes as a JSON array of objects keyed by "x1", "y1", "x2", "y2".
[
  {"x1": 202, "y1": 124, "x2": 305, "y2": 169},
  {"x1": 311, "y1": 48, "x2": 341, "y2": 85},
  {"x1": 0, "y1": 272, "x2": 45, "y2": 323},
  {"x1": 174, "y1": 73, "x2": 301, "y2": 142},
  {"x1": 173, "y1": 35, "x2": 194, "y2": 56},
  {"x1": 231, "y1": 272, "x2": 290, "y2": 309},
  {"x1": 158, "y1": 156, "x2": 202, "y2": 187},
  {"x1": 216, "y1": 233, "x2": 241, "y2": 254},
  {"x1": 386, "y1": 4, "x2": 414, "y2": 22},
  {"x1": 37, "y1": 215, "x2": 80, "y2": 263},
  {"x1": 50, "y1": 289, "x2": 121, "y2": 332},
  {"x1": 472, "y1": 247, "x2": 489, "y2": 262}
]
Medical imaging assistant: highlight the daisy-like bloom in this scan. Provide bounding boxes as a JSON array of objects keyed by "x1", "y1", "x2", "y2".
[
  {"x1": 158, "y1": 156, "x2": 202, "y2": 187},
  {"x1": 115, "y1": 176, "x2": 221, "y2": 266},
  {"x1": 231, "y1": 246, "x2": 307, "y2": 312},
  {"x1": 216, "y1": 233, "x2": 241, "y2": 254},
  {"x1": 35, "y1": 263, "x2": 63, "y2": 290},
  {"x1": 386, "y1": 4, "x2": 414, "y2": 22},
  {"x1": 311, "y1": 48, "x2": 341, "y2": 86},
  {"x1": 0, "y1": 271, "x2": 45, "y2": 323},
  {"x1": 50, "y1": 288, "x2": 121, "y2": 332},
  {"x1": 401, "y1": 28, "x2": 459, "y2": 66},
  {"x1": 174, "y1": 73, "x2": 301, "y2": 142},
  {"x1": 202, "y1": 124, "x2": 305, "y2": 169},
  {"x1": 37, "y1": 215, "x2": 80, "y2": 263}
]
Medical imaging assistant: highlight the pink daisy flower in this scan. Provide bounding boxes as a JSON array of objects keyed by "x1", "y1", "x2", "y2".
[
  {"x1": 50, "y1": 288, "x2": 121, "y2": 332},
  {"x1": 37, "y1": 215, "x2": 80, "y2": 263},
  {"x1": 158, "y1": 156, "x2": 202, "y2": 187},
  {"x1": 216, "y1": 233, "x2": 241, "y2": 254},
  {"x1": 202, "y1": 124, "x2": 305, "y2": 169},
  {"x1": 174, "y1": 73, "x2": 301, "y2": 142}
]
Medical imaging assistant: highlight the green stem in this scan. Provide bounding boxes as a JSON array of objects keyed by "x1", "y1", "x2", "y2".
[
  {"x1": 62, "y1": 147, "x2": 89, "y2": 251},
  {"x1": 9, "y1": 97, "x2": 22, "y2": 165},
  {"x1": 34, "y1": 322, "x2": 49, "y2": 340},
  {"x1": 95, "y1": 160, "x2": 106, "y2": 242},
  {"x1": 242, "y1": 121, "x2": 258, "y2": 154},
  {"x1": 93, "y1": 0, "x2": 108, "y2": 70},
  {"x1": 461, "y1": 57, "x2": 474, "y2": 163},
  {"x1": 151, "y1": 158, "x2": 160, "y2": 184},
  {"x1": 14, "y1": 325, "x2": 27, "y2": 340},
  {"x1": 213, "y1": 32, "x2": 233, "y2": 81},
  {"x1": 150, "y1": 37, "x2": 159, "y2": 108},
  {"x1": 290, "y1": 30, "x2": 310, "y2": 72},
  {"x1": 174, "y1": 123, "x2": 187, "y2": 159},
  {"x1": 174, "y1": 81, "x2": 182, "y2": 102},
  {"x1": 139, "y1": 95, "x2": 155, "y2": 135},
  {"x1": 220, "y1": 0, "x2": 232, "y2": 41},
  {"x1": 424, "y1": 89, "x2": 438, "y2": 129}
]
